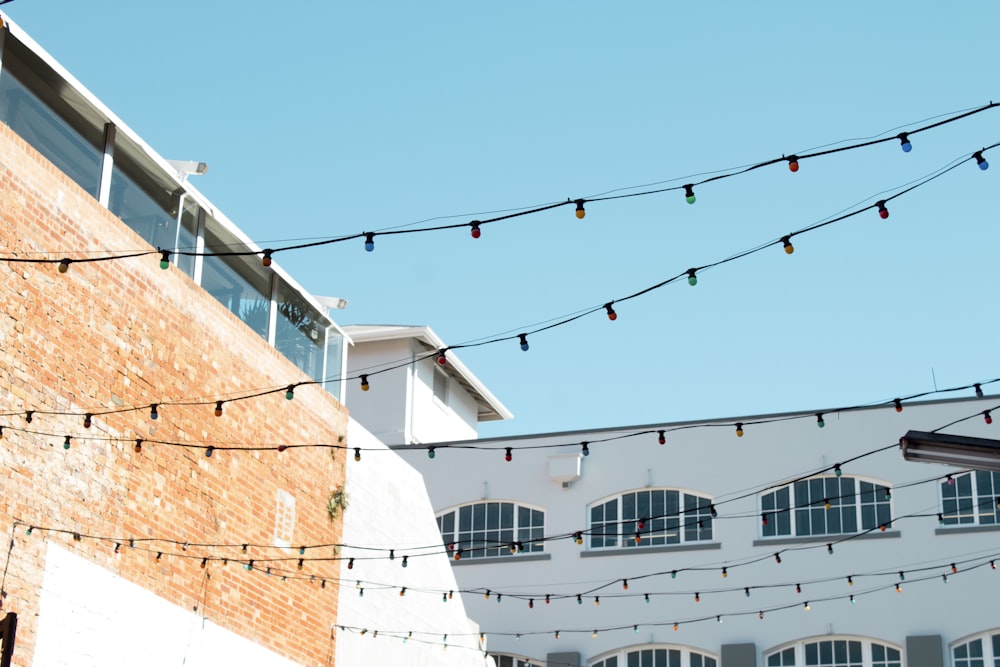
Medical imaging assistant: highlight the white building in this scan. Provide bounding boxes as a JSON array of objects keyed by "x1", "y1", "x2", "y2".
[{"x1": 378, "y1": 377, "x2": 1000, "y2": 667}]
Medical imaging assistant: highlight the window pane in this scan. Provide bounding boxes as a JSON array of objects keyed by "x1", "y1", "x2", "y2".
[{"x1": 275, "y1": 278, "x2": 327, "y2": 381}]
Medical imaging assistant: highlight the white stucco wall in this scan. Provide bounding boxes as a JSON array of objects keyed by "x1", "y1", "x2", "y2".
[
  {"x1": 32, "y1": 545, "x2": 301, "y2": 667},
  {"x1": 399, "y1": 396, "x2": 1000, "y2": 666},
  {"x1": 335, "y1": 418, "x2": 491, "y2": 667}
]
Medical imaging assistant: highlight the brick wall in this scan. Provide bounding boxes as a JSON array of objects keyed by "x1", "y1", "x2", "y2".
[{"x1": 0, "y1": 123, "x2": 347, "y2": 666}]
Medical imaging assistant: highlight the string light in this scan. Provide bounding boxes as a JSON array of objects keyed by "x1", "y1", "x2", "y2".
[
  {"x1": 360, "y1": 374, "x2": 369, "y2": 391},
  {"x1": 974, "y1": 150, "x2": 989, "y2": 170},
  {"x1": 796, "y1": 583, "x2": 801, "y2": 593},
  {"x1": 804, "y1": 601, "x2": 811, "y2": 611},
  {"x1": 735, "y1": 423, "x2": 744, "y2": 437},
  {"x1": 827, "y1": 543, "x2": 834, "y2": 555},
  {"x1": 354, "y1": 448, "x2": 361, "y2": 462},
  {"x1": 761, "y1": 513, "x2": 769, "y2": 526},
  {"x1": 985, "y1": 410, "x2": 993, "y2": 425},
  {"x1": 781, "y1": 236, "x2": 794, "y2": 254},
  {"x1": 975, "y1": 383, "x2": 984, "y2": 398},
  {"x1": 427, "y1": 446, "x2": 436, "y2": 459},
  {"x1": 261, "y1": 250, "x2": 273, "y2": 267},
  {"x1": 721, "y1": 567, "x2": 728, "y2": 578},
  {"x1": 893, "y1": 398, "x2": 903, "y2": 412},
  {"x1": 214, "y1": 401, "x2": 224, "y2": 417},
  {"x1": 745, "y1": 587, "x2": 751, "y2": 597},
  {"x1": 898, "y1": 133, "x2": 912, "y2": 152},
  {"x1": 159, "y1": 250, "x2": 170, "y2": 269},
  {"x1": 574, "y1": 531, "x2": 583, "y2": 545},
  {"x1": 850, "y1": 595, "x2": 855, "y2": 604},
  {"x1": 604, "y1": 303, "x2": 617, "y2": 321},
  {"x1": 951, "y1": 563, "x2": 958, "y2": 573},
  {"x1": 683, "y1": 184, "x2": 696, "y2": 204},
  {"x1": 775, "y1": 553, "x2": 782, "y2": 564},
  {"x1": 24, "y1": 411, "x2": 32, "y2": 423},
  {"x1": 284, "y1": 385, "x2": 295, "y2": 400},
  {"x1": 686, "y1": 268, "x2": 698, "y2": 286},
  {"x1": 575, "y1": 199, "x2": 586, "y2": 219},
  {"x1": 470, "y1": 222, "x2": 481, "y2": 239},
  {"x1": 63, "y1": 435, "x2": 71, "y2": 450},
  {"x1": 787, "y1": 156, "x2": 800, "y2": 173},
  {"x1": 876, "y1": 201, "x2": 889, "y2": 219},
  {"x1": 581, "y1": 442, "x2": 590, "y2": 457},
  {"x1": 694, "y1": 592, "x2": 700, "y2": 602},
  {"x1": 658, "y1": 430, "x2": 666, "y2": 445},
  {"x1": 644, "y1": 594, "x2": 650, "y2": 603},
  {"x1": 847, "y1": 576, "x2": 853, "y2": 586},
  {"x1": 518, "y1": 334, "x2": 529, "y2": 351},
  {"x1": 205, "y1": 446, "x2": 214, "y2": 457},
  {"x1": 57, "y1": 258, "x2": 70, "y2": 273},
  {"x1": 149, "y1": 404, "x2": 159, "y2": 420},
  {"x1": 504, "y1": 447, "x2": 512, "y2": 462},
  {"x1": 436, "y1": 350, "x2": 447, "y2": 365},
  {"x1": 834, "y1": 464, "x2": 842, "y2": 477},
  {"x1": 364, "y1": 233, "x2": 375, "y2": 252},
  {"x1": 816, "y1": 413, "x2": 825, "y2": 428},
  {"x1": 622, "y1": 579, "x2": 629, "y2": 590}
]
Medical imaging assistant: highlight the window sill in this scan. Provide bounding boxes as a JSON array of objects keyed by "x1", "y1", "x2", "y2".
[
  {"x1": 451, "y1": 553, "x2": 551, "y2": 566},
  {"x1": 935, "y1": 523, "x2": 1000, "y2": 535},
  {"x1": 753, "y1": 530, "x2": 900, "y2": 547},
  {"x1": 581, "y1": 542, "x2": 721, "y2": 558}
]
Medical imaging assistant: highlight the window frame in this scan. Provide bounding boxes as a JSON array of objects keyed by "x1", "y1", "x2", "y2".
[
  {"x1": 939, "y1": 471, "x2": 1000, "y2": 527},
  {"x1": 759, "y1": 475, "x2": 892, "y2": 540},
  {"x1": 587, "y1": 488, "x2": 715, "y2": 551},
  {"x1": 436, "y1": 501, "x2": 545, "y2": 560},
  {"x1": 764, "y1": 636, "x2": 902, "y2": 667},
  {"x1": 951, "y1": 629, "x2": 1000, "y2": 667},
  {"x1": 590, "y1": 643, "x2": 718, "y2": 667}
]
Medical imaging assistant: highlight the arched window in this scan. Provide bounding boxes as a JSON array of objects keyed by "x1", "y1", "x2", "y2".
[
  {"x1": 759, "y1": 476, "x2": 891, "y2": 538},
  {"x1": 436, "y1": 501, "x2": 544, "y2": 559},
  {"x1": 765, "y1": 637, "x2": 901, "y2": 667},
  {"x1": 940, "y1": 471, "x2": 1000, "y2": 526},
  {"x1": 588, "y1": 489, "x2": 714, "y2": 549},
  {"x1": 591, "y1": 644, "x2": 717, "y2": 667},
  {"x1": 490, "y1": 653, "x2": 538, "y2": 667},
  {"x1": 951, "y1": 629, "x2": 1000, "y2": 667}
]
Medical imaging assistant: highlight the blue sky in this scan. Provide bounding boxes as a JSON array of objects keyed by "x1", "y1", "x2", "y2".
[{"x1": 7, "y1": 1, "x2": 998, "y2": 437}]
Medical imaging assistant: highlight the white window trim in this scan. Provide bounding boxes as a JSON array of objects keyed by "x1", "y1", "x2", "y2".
[
  {"x1": 758, "y1": 475, "x2": 893, "y2": 540},
  {"x1": 950, "y1": 628, "x2": 1000, "y2": 667},
  {"x1": 436, "y1": 500, "x2": 546, "y2": 559},
  {"x1": 764, "y1": 635, "x2": 903, "y2": 667},
  {"x1": 939, "y1": 471, "x2": 1000, "y2": 527},
  {"x1": 586, "y1": 487, "x2": 716, "y2": 551},
  {"x1": 589, "y1": 643, "x2": 718, "y2": 667}
]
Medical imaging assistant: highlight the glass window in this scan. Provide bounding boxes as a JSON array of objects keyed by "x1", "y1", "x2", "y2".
[
  {"x1": 437, "y1": 502, "x2": 544, "y2": 559},
  {"x1": 0, "y1": 68, "x2": 103, "y2": 197},
  {"x1": 108, "y1": 142, "x2": 180, "y2": 253},
  {"x1": 941, "y1": 472, "x2": 1000, "y2": 526},
  {"x1": 490, "y1": 654, "x2": 535, "y2": 667},
  {"x1": 588, "y1": 489, "x2": 713, "y2": 549},
  {"x1": 760, "y1": 476, "x2": 891, "y2": 538},
  {"x1": 953, "y1": 632, "x2": 1000, "y2": 667},
  {"x1": 593, "y1": 647, "x2": 714, "y2": 667},
  {"x1": 324, "y1": 328, "x2": 345, "y2": 401},
  {"x1": 766, "y1": 639, "x2": 899, "y2": 667},
  {"x1": 201, "y1": 223, "x2": 271, "y2": 340},
  {"x1": 275, "y1": 278, "x2": 326, "y2": 382}
]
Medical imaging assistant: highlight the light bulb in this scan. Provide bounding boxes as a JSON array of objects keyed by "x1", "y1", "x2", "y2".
[
  {"x1": 735, "y1": 423, "x2": 744, "y2": 437},
  {"x1": 634, "y1": 625, "x2": 639, "y2": 634},
  {"x1": 622, "y1": 579, "x2": 629, "y2": 590},
  {"x1": 63, "y1": 435, "x2": 71, "y2": 450},
  {"x1": 644, "y1": 593, "x2": 650, "y2": 603},
  {"x1": 555, "y1": 631, "x2": 560, "y2": 639},
  {"x1": 848, "y1": 576, "x2": 853, "y2": 586},
  {"x1": 824, "y1": 499, "x2": 831, "y2": 510},
  {"x1": 717, "y1": 615, "x2": 723, "y2": 623},
  {"x1": 214, "y1": 401, "x2": 224, "y2": 417},
  {"x1": 710, "y1": 504, "x2": 718, "y2": 518},
  {"x1": 594, "y1": 596, "x2": 600, "y2": 606},
  {"x1": 575, "y1": 199, "x2": 586, "y2": 219},
  {"x1": 156, "y1": 552, "x2": 162, "y2": 562},
  {"x1": 775, "y1": 553, "x2": 782, "y2": 564},
  {"x1": 528, "y1": 598, "x2": 534, "y2": 608},
  {"x1": 722, "y1": 567, "x2": 727, "y2": 578},
  {"x1": 364, "y1": 232, "x2": 375, "y2": 252},
  {"x1": 437, "y1": 350, "x2": 447, "y2": 365},
  {"x1": 58, "y1": 258, "x2": 70, "y2": 273},
  {"x1": 694, "y1": 592, "x2": 700, "y2": 602},
  {"x1": 899, "y1": 571, "x2": 905, "y2": 581},
  {"x1": 604, "y1": 303, "x2": 617, "y2": 321},
  {"x1": 895, "y1": 583, "x2": 901, "y2": 593},
  {"x1": 83, "y1": 413, "x2": 92, "y2": 428},
  {"x1": 399, "y1": 587, "x2": 406, "y2": 597},
  {"x1": 150, "y1": 404, "x2": 159, "y2": 420},
  {"x1": 759, "y1": 611, "x2": 764, "y2": 619},
  {"x1": 951, "y1": 563, "x2": 958, "y2": 573},
  {"x1": 687, "y1": 268, "x2": 698, "y2": 286},
  {"x1": 781, "y1": 236, "x2": 794, "y2": 254},
  {"x1": 577, "y1": 595, "x2": 582, "y2": 605},
  {"x1": 834, "y1": 463, "x2": 842, "y2": 477},
  {"x1": 658, "y1": 430, "x2": 666, "y2": 445},
  {"x1": 804, "y1": 601, "x2": 810, "y2": 611},
  {"x1": 262, "y1": 250, "x2": 273, "y2": 267},
  {"x1": 134, "y1": 439, "x2": 143, "y2": 453},
  {"x1": 360, "y1": 374, "x2": 370, "y2": 391},
  {"x1": 504, "y1": 447, "x2": 512, "y2": 462},
  {"x1": 427, "y1": 446, "x2": 436, "y2": 459},
  {"x1": 581, "y1": 442, "x2": 590, "y2": 456},
  {"x1": 347, "y1": 558, "x2": 354, "y2": 569},
  {"x1": 25, "y1": 411, "x2": 32, "y2": 423},
  {"x1": 470, "y1": 222, "x2": 481, "y2": 239},
  {"x1": 745, "y1": 587, "x2": 750, "y2": 597},
  {"x1": 671, "y1": 570, "x2": 677, "y2": 578},
  {"x1": 592, "y1": 630, "x2": 598, "y2": 639},
  {"x1": 285, "y1": 385, "x2": 295, "y2": 400},
  {"x1": 796, "y1": 583, "x2": 802, "y2": 593},
  {"x1": 898, "y1": 133, "x2": 912, "y2": 152},
  {"x1": 942, "y1": 574, "x2": 948, "y2": 583},
  {"x1": 518, "y1": 333, "x2": 529, "y2": 351},
  {"x1": 205, "y1": 446, "x2": 214, "y2": 457},
  {"x1": 974, "y1": 151, "x2": 989, "y2": 170},
  {"x1": 827, "y1": 543, "x2": 833, "y2": 555},
  {"x1": 985, "y1": 411, "x2": 993, "y2": 425},
  {"x1": 674, "y1": 623, "x2": 679, "y2": 632},
  {"x1": 159, "y1": 250, "x2": 170, "y2": 269},
  {"x1": 114, "y1": 543, "x2": 121, "y2": 554},
  {"x1": 787, "y1": 156, "x2": 799, "y2": 172},
  {"x1": 893, "y1": 398, "x2": 902, "y2": 412},
  {"x1": 850, "y1": 595, "x2": 855, "y2": 604},
  {"x1": 762, "y1": 512, "x2": 769, "y2": 526},
  {"x1": 975, "y1": 383, "x2": 984, "y2": 398},
  {"x1": 877, "y1": 201, "x2": 889, "y2": 219},
  {"x1": 545, "y1": 594, "x2": 550, "y2": 604},
  {"x1": 354, "y1": 448, "x2": 361, "y2": 462},
  {"x1": 574, "y1": 531, "x2": 583, "y2": 545},
  {"x1": 298, "y1": 558, "x2": 304, "y2": 570},
  {"x1": 683, "y1": 184, "x2": 696, "y2": 204},
  {"x1": 946, "y1": 474, "x2": 954, "y2": 486},
  {"x1": 816, "y1": 413, "x2": 825, "y2": 428}
]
